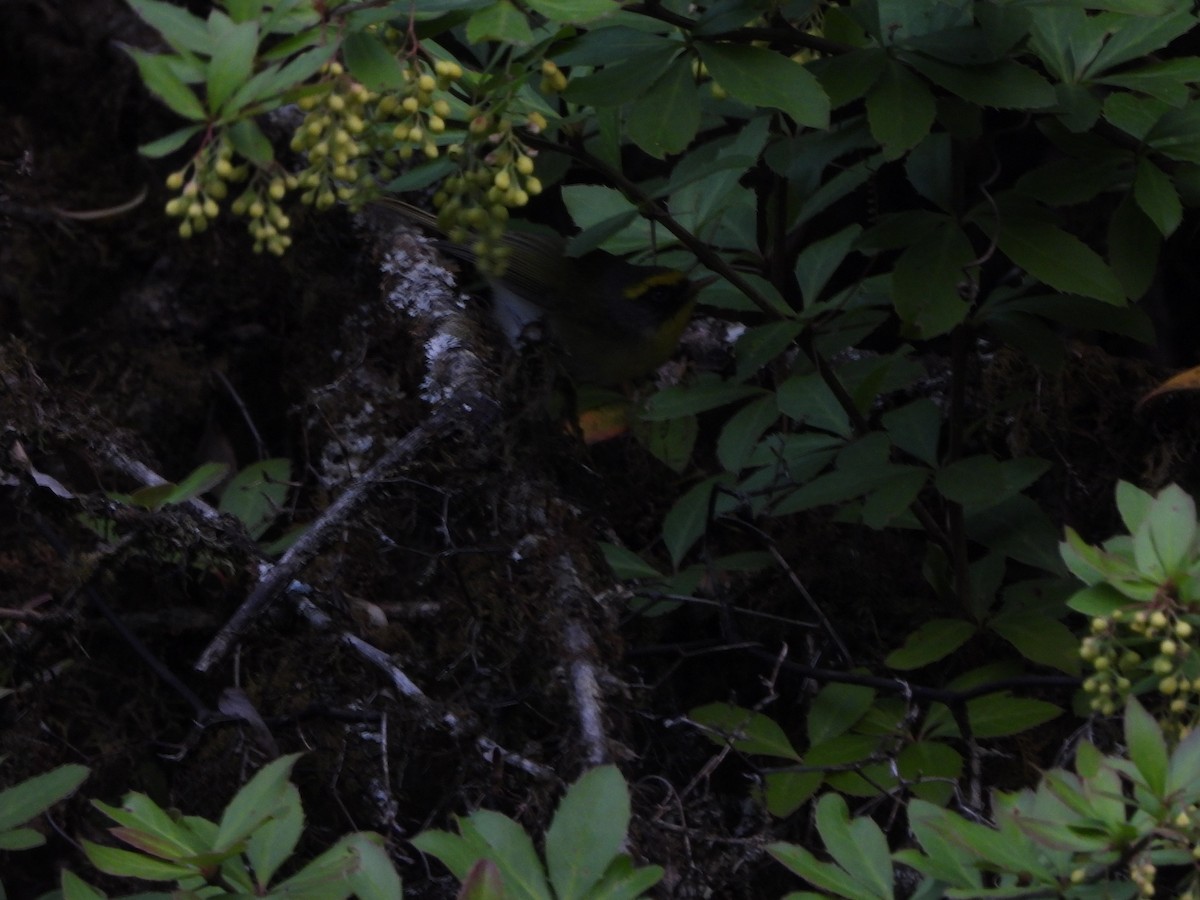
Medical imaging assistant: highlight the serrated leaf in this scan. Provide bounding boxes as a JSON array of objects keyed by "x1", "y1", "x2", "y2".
[
  {"x1": 466, "y1": 810, "x2": 552, "y2": 900},
  {"x1": 766, "y1": 842, "x2": 868, "y2": 898},
  {"x1": 245, "y1": 783, "x2": 303, "y2": 887},
  {"x1": 214, "y1": 753, "x2": 302, "y2": 851},
  {"x1": 813, "y1": 794, "x2": 893, "y2": 900},
  {"x1": 1125, "y1": 695, "x2": 1168, "y2": 797},
  {"x1": 545, "y1": 766, "x2": 629, "y2": 900},
  {"x1": 83, "y1": 839, "x2": 197, "y2": 879},
  {"x1": 891, "y1": 219, "x2": 974, "y2": 338},
  {"x1": 128, "y1": 49, "x2": 208, "y2": 121},
  {"x1": 524, "y1": 0, "x2": 619, "y2": 22},
  {"x1": 807, "y1": 683, "x2": 875, "y2": 746},
  {"x1": 901, "y1": 55, "x2": 1055, "y2": 110},
  {"x1": 207, "y1": 19, "x2": 258, "y2": 114},
  {"x1": 996, "y1": 216, "x2": 1126, "y2": 304},
  {"x1": 467, "y1": 0, "x2": 534, "y2": 45},
  {"x1": 641, "y1": 377, "x2": 766, "y2": 421},
  {"x1": 627, "y1": 56, "x2": 700, "y2": 158},
  {"x1": 1147, "y1": 483, "x2": 1196, "y2": 577},
  {"x1": 691, "y1": 702, "x2": 801, "y2": 760},
  {"x1": 0, "y1": 764, "x2": 89, "y2": 832},
  {"x1": 989, "y1": 612, "x2": 1080, "y2": 675},
  {"x1": 717, "y1": 396, "x2": 779, "y2": 473},
  {"x1": 127, "y1": 0, "x2": 212, "y2": 53},
  {"x1": 342, "y1": 31, "x2": 405, "y2": 91},
  {"x1": 1134, "y1": 158, "x2": 1182, "y2": 237},
  {"x1": 599, "y1": 543, "x2": 662, "y2": 580},
  {"x1": 698, "y1": 43, "x2": 830, "y2": 128},
  {"x1": 966, "y1": 694, "x2": 1060, "y2": 739},
  {"x1": 885, "y1": 618, "x2": 975, "y2": 670},
  {"x1": 662, "y1": 474, "x2": 733, "y2": 568},
  {"x1": 139, "y1": 124, "x2": 203, "y2": 157},
  {"x1": 866, "y1": 59, "x2": 935, "y2": 160},
  {"x1": 227, "y1": 118, "x2": 274, "y2": 165},
  {"x1": 218, "y1": 458, "x2": 290, "y2": 539}
]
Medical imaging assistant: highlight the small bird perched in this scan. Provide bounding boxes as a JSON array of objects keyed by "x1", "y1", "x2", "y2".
[{"x1": 374, "y1": 197, "x2": 697, "y2": 386}]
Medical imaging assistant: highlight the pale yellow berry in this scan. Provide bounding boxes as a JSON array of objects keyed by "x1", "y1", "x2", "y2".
[
  {"x1": 166, "y1": 171, "x2": 185, "y2": 190},
  {"x1": 1152, "y1": 611, "x2": 1169, "y2": 629}
]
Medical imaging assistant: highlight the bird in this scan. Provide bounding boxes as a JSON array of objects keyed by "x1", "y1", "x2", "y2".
[{"x1": 374, "y1": 197, "x2": 697, "y2": 386}]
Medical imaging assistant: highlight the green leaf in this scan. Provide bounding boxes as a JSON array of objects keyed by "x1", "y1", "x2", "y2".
[
  {"x1": 766, "y1": 841, "x2": 870, "y2": 898},
  {"x1": 227, "y1": 118, "x2": 274, "y2": 166},
  {"x1": 866, "y1": 59, "x2": 935, "y2": 160},
  {"x1": 0, "y1": 764, "x2": 88, "y2": 832},
  {"x1": 662, "y1": 474, "x2": 735, "y2": 568},
  {"x1": 83, "y1": 839, "x2": 197, "y2": 879},
  {"x1": 898, "y1": 741, "x2": 963, "y2": 805},
  {"x1": 966, "y1": 694, "x2": 1060, "y2": 739},
  {"x1": 219, "y1": 458, "x2": 291, "y2": 540},
  {"x1": 935, "y1": 456, "x2": 1050, "y2": 514},
  {"x1": 885, "y1": 618, "x2": 975, "y2": 670},
  {"x1": 989, "y1": 612, "x2": 1081, "y2": 675},
  {"x1": 717, "y1": 396, "x2": 779, "y2": 474},
  {"x1": 813, "y1": 793, "x2": 894, "y2": 900},
  {"x1": 245, "y1": 783, "x2": 304, "y2": 887},
  {"x1": 1116, "y1": 480, "x2": 1155, "y2": 534},
  {"x1": 563, "y1": 48, "x2": 677, "y2": 107},
  {"x1": 690, "y1": 702, "x2": 801, "y2": 760},
  {"x1": 764, "y1": 770, "x2": 824, "y2": 818},
  {"x1": 586, "y1": 855, "x2": 663, "y2": 900},
  {"x1": 1096, "y1": 57, "x2": 1200, "y2": 106},
  {"x1": 60, "y1": 870, "x2": 107, "y2": 900},
  {"x1": 881, "y1": 399, "x2": 941, "y2": 467},
  {"x1": 127, "y1": 49, "x2": 208, "y2": 120},
  {"x1": 795, "y1": 224, "x2": 862, "y2": 306},
  {"x1": 466, "y1": 810, "x2": 553, "y2": 900},
  {"x1": 410, "y1": 828, "x2": 478, "y2": 880},
  {"x1": 627, "y1": 56, "x2": 700, "y2": 158},
  {"x1": 1146, "y1": 483, "x2": 1196, "y2": 577},
  {"x1": 1085, "y1": 9, "x2": 1195, "y2": 77},
  {"x1": 215, "y1": 753, "x2": 302, "y2": 851},
  {"x1": 1125, "y1": 695, "x2": 1168, "y2": 797},
  {"x1": 1147, "y1": 101, "x2": 1200, "y2": 164},
  {"x1": 641, "y1": 377, "x2": 766, "y2": 420},
  {"x1": 900, "y1": 55, "x2": 1055, "y2": 110},
  {"x1": 1134, "y1": 158, "x2": 1182, "y2": 238},
  {"x1": 127, "y1": 0, "x2": 212, "y2": 53},
  {"x1": 861, "y1": 467, "x2": 928, "y2": 529},
  {"x1": 467, "y1": 0, "x2": 534, "y2": 45},
  {"x1": 139, "y1": 124, "x2": 204, "y2": 158},
  {"x1": 698, "y1": 43, "x2": 830, "y2": 128},
  {"x1": 342, "y1": 832, "x2": 404, "y2": 900},
  {"x1": 599, "y1": 543, "x2": 662, "y2": 581},
  {"x1": 1167, "y1": 726, "x2": 1200, "y2": 797},
  {"x1": 807, "y1": 683, "x2": 876, "y2": 746},
  {"x1": 891, "y1": 219, "x2": 975, "y2": 338},
  {"x1": 776, "y1": 373, "x2": 852, "y2": 437},
  {"x1": 524, "y1": 0, "x2": 619, "y2": 22},
  {"x1": 207, "y1": 19, "x2": 258, "y2": 114},
  {"x1": 1108, "y1": 193, "x2": 1162, "y2": 300},
  {"x1": 995, "y1": 216, "x2": 1126, "y2": 305},
  {"x1": 342, "y1": 31, "x2": 405, "y2": 90},
  {"x1": 545, "y1": 766, "x2": 629, "y2": 900}
]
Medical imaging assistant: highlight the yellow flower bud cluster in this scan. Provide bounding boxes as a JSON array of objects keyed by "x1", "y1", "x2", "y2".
[
  {"x1": 1130, "y1": 857, "x2": 1157, "y2": 897},
  {"x1": 163, "y1": 138, "x2": 248, "y2": 239},
  {"x1": 539, "y1": 60, "x2": 568, "y2": 94},
  {"x1": 290, "y1": 62, "x2": 376, "y2": 212},
  {"x1": 428, "y1": 111, "x2": 545, "y2": 275},
  {"x1": 1080, "y1": 607, "x2": 1199, "y2": 727},
  {"x1": 230, "y1": 175, "x2": 298, "y2": 255},
  {"x1": 372, "y1": 58, "x2": 463, "y2": 170}
]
